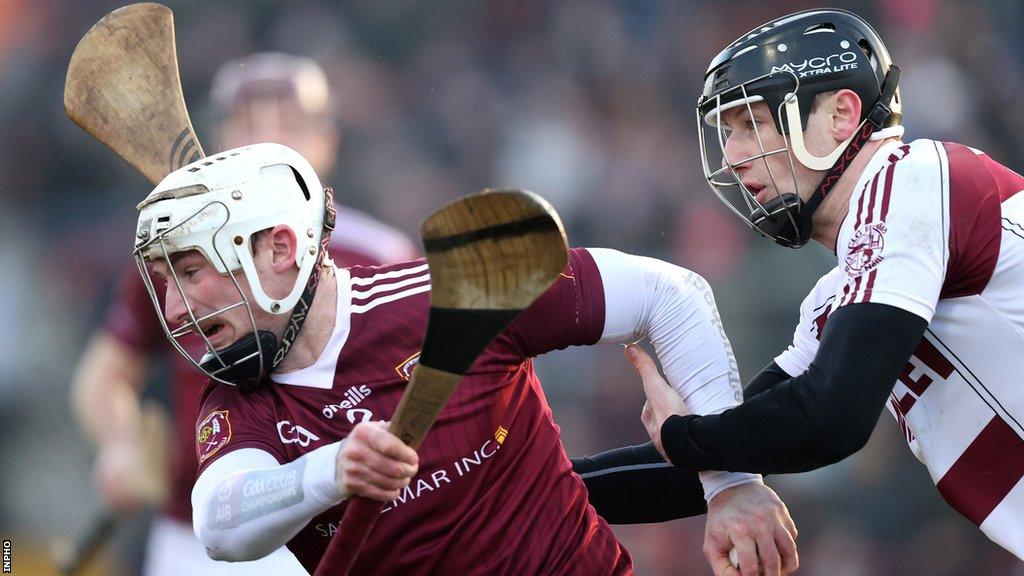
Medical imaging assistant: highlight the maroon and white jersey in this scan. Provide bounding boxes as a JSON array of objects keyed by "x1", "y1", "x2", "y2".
[
  {"x1": 194, "y1": 249, "x2": 632, "y2": 575},
  {"x1": 104, "y1": 208, "x2": 416, "y2": 524},
  {"x1": 775, "y1": 139, "x2": 1024, "y2": 558}
]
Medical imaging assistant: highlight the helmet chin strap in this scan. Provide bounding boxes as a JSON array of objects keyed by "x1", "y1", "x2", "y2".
[
  {"x1": 753, "y1": 65, "x2": 901, "y2": 248},
  {"x1": 202, "y1": 186, "x2": 338, "y2": 391},
  {"x1": 200, "y1": 330, "x2": 279, "y2": 392},
  {"x1": 785, "y1": 96, "x2": 857, "y2": 171}
]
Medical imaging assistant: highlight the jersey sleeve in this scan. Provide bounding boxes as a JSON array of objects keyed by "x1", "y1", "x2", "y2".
[
  {"x1": 497, "y1": 248, "x2": 606, "y2": 358},
  {"x1": 773, "y1": 267, "x2": 841, "y2": 377},
  {"x1": 103, "y1": 262, "x2": 165, "y2": 353},
  {"x1": 834, "y1": 143, "x2": 948, "y2": 322},
  {"x1": 194, "y1": 383, "x2": 289, "y2": 476}
]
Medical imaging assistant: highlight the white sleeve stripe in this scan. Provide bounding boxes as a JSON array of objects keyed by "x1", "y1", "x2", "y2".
[
  {"x1": 576, "y1": 462, "x2": 674, "y2": 480},
  {"x1": 350, "y1": 263, "x2": 429, "y2": 286},
  {"x1": 938, "y1": 140, "x2": 950, "y2": 273},
  {"x1": 351, "y1": 273, "x2": 429, "y2": 300},
  {"x1": 351, "y1": 284, "x2": 431, "y2": 314}
]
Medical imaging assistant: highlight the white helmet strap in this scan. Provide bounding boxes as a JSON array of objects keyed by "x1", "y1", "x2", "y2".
[
  {"x1": 783, "y1": 95, "x2": 857, "y2": 171},
  {"x1": 235, "y1": 232, "x2": 314, "y2": 314},
  {"x1": 268, "y1": 185, "x2": 337, "y2": 371}
]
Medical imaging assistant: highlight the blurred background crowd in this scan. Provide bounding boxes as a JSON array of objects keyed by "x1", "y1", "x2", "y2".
[{"x1": 2, "y1": 0, "x2": 1024, "y2": 574}]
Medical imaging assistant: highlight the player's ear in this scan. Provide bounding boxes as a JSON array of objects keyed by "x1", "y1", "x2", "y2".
[
  {"x1": 832, "y1": 89, "x2": 862, "y2": 142},
  {"x1": 267, "y1": 225, "x2": 299, "y2": 272}
]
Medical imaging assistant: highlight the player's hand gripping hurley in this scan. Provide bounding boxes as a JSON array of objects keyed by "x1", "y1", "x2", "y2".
[{"x1": 314, "y1": 189, "x2": 569, "y2": 576}]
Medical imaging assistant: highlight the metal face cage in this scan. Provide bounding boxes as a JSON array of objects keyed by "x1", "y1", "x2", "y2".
[
  {"x1": 697, "y1": 69, "x2": 807, "y2": 242},
  {"x1": 133, "y1": 200, "x2": 267, "y2": 386}
]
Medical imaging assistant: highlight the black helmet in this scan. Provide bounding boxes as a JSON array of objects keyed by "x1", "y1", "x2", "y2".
[{"x1": 697, "y1": 8, "x2": 902, "y2": 248}]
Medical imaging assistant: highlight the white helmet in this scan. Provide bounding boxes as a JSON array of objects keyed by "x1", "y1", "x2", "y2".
[{"x1": 133, "y1": 143, "x2": 335, "y2": 389}]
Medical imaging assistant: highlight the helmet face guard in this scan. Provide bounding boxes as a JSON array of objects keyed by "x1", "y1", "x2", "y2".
[
  {"x1": 697, "y1": 70, "x2": 807, "y2": 247},
  {"x1": 696, "y1": 8, "x2": 902, "y2": 248},
  {"x1": 134, "y1": 201, "x2": 273, "y2": 390}
]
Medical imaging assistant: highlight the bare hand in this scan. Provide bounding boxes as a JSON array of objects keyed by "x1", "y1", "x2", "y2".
[
  {"x1": 705, "y1": 482, "x2": 799, "y2": 576},
  {"x1": 335, "y1": 421, "x2": 419, "y2": 501},
  {"x1": 93, "y1": 439, "x2": 146, "y2": 512},
  {"x1": 625, "y1": 344, "x2": 688, "y2": 460}
]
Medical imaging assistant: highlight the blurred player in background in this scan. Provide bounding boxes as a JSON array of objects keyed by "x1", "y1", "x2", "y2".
[
  {"x1": 212, "y1": 53, "x2": 418, "y2": 268},
  {"x1": 71, "y1": 52, "x2": 416, "y2": 576},
  {"x1": 586, "y1": 7, "x2": 1024, "y2": 566}
]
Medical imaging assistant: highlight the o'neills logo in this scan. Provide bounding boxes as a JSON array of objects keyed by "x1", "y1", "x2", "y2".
[
  {"x1": 197, "y1": 410, "x2": 232, "y2": 463},
  {"x1": 845, "y1": 222, "x2": 886, "y2": 277},
  {"x1": 394, "y1": 351, "x2": 421, "y2": 381},
  {"x1": 322, "y1": 385, "x2": 373, "y2": 419}
]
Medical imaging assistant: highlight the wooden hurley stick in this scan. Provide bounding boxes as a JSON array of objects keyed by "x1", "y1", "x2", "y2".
[
  {"x1": 65, "y1": 2, "x2": 204, "y2": 186},
  {"x1": 314, "y1": 188, "x2": 569, "y2": 576}
]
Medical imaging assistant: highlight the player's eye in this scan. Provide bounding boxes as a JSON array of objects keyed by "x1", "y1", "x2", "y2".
[{"x1": 183, "y1": 266, "x2": 200, "y2": 279}]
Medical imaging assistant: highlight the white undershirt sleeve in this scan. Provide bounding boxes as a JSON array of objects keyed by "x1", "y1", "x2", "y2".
[
  {"x1": 590, "y1": 247, "x2": 762, "y2": 502},
  {"x1": 191, "y1": 442, "x2": 344, "y2": 562},
  {"x1": 774, "y1": 268, "x2": 842, "y2": 377}
]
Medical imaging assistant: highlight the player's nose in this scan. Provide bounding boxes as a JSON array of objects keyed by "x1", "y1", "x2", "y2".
[
  {"x1": 163, "y1": 282, "x2": 191, "y2": 327},
  {"x1": 722, "y1": 134, "x2": 751, "y2": 170}
]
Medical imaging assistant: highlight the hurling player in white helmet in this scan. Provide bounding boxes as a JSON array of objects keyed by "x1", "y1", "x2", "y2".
[
  {"x1": 134, "y1": 141, "x2": 419, "y2": 558},
  {"x1": 580, "y1": 7, "x2": 1024, "y2": 566},
  {"x1": 134, "y1": 143, "x2": 332, "y2": 389}
]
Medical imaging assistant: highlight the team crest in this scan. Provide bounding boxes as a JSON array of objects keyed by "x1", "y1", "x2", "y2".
[
  {"x1": 845, "y1": 222, "x2": 886, "y2": 277},
  {"x1": 394, "y1": 351, "x2": 421, "y2": 381},
  {"x1": 197, "y1": 410, "x2": 232, "y2": 463}
]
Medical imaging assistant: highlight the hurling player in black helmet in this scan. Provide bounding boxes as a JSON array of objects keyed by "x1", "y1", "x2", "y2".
[
  {"x1": 697, "y1": 7, "x2": 902, "y2": 248},
  {"x1": 575, "y1": 6, "x2": 1024, "y2": 573}
]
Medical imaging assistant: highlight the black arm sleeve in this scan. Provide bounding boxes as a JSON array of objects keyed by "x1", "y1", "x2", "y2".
[
  {"x1": 568, "y1": 362, "x2": 791, "y2": 523},
  {"x1": 743, "y1": 361, "x2": 791, "y2": 400},
  {"x1": 571, "y1": 442, "x2": 707, "y2": 523},
  {"x1": 662, "y1": 302, "x2": 928, "y2": 474}
]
